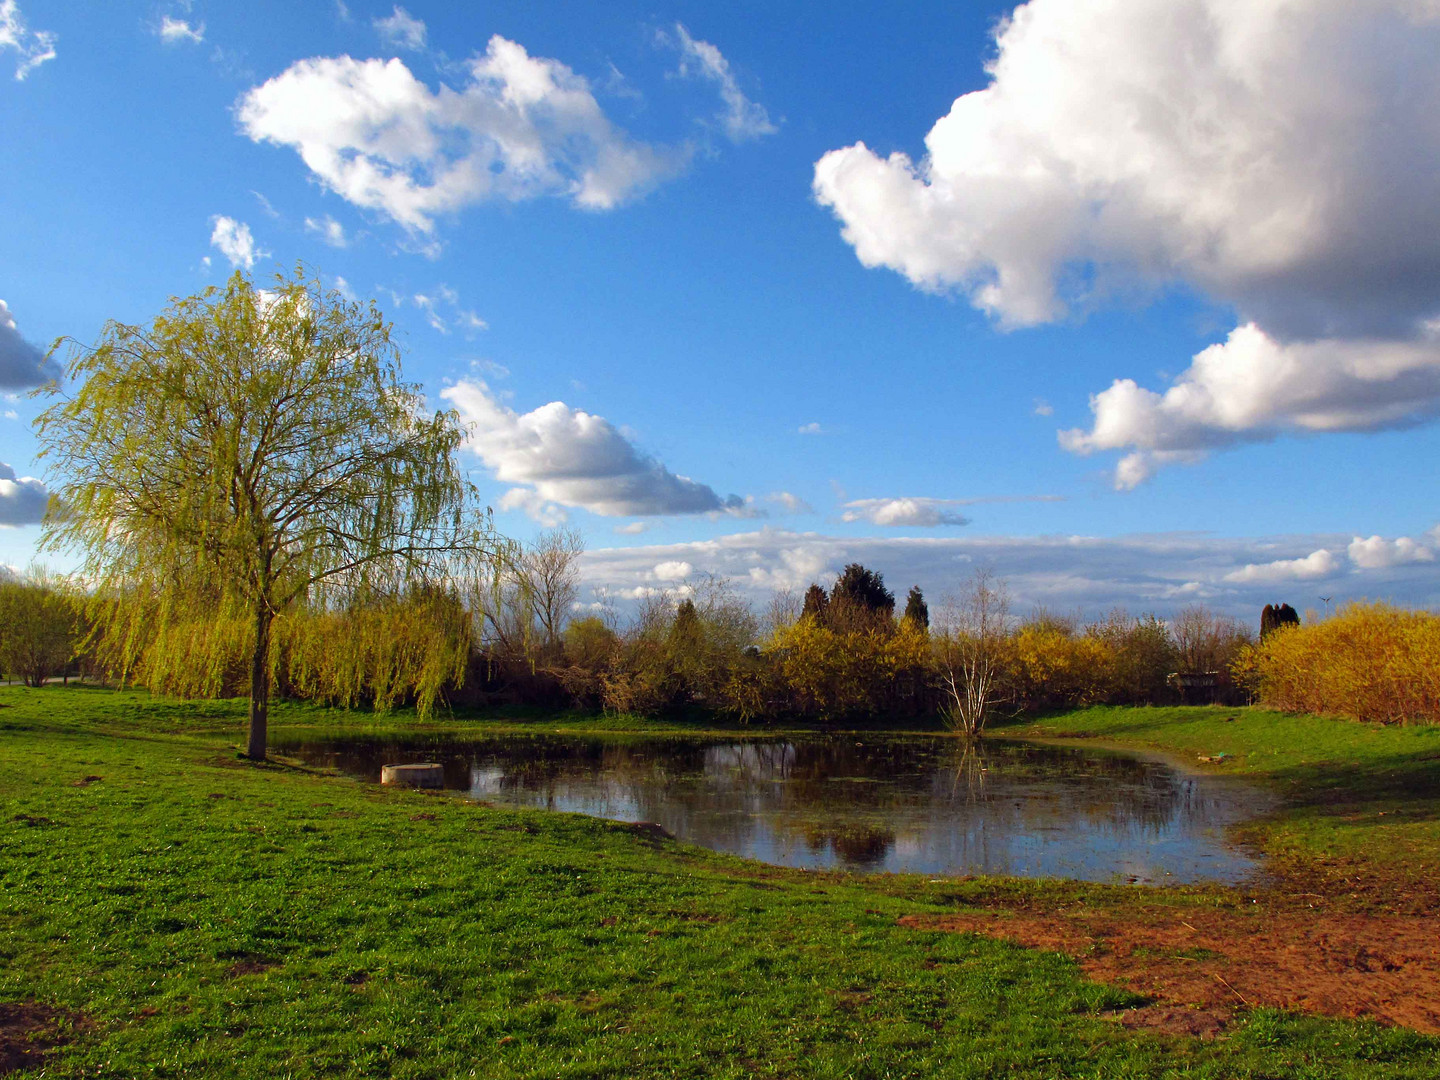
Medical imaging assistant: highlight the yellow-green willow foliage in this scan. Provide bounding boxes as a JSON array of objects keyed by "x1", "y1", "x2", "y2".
[
  {"x1": 96, "y1": 591, "x2": 471, "y2": 717},
  {"x1": 36, "y1": 268, "x2": 499, "y2": 758},
  {"x1": 1234, "y1": 602, "x2": 1440, "y2": 724},
  {"x1": 282, "y1": 592, "x2": 470, "y2": 715},
  {"x1": 0, "y1": 572, "x2": 81, "y2": 687}
]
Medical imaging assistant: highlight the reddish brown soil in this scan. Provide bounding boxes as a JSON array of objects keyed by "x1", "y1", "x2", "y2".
[
  {"x1": 901, "y1": 902, "x2": 1440, "y2": 1036},
  {"x1": 0, "y1": 1002, "x2": 88, "y2": 1076}
]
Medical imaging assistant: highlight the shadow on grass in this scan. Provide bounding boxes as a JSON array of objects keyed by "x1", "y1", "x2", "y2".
[{"x1": 1264, "y1": 750, "x2": 1440, "y2": 818}]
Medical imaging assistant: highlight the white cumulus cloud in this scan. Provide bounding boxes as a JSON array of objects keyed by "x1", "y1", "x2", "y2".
[
  {"x1": 0, "y1": 461, "x2": 49, "y2": 526},
  {"x1": 1348, "y1": 534, "x2": 1436, "y2": 570},
  {"x1": 158, "y1": 16, "x2": 204, "y2": 44},
  {"x1": 0, "y1": 0, "x2": 55, "y2": 80},
  {"x1": 209, "y1": 216, "x2": 265, "y2": 269},
  {"x1": 442, "y1": 379, "x2": 753, "y2": 518},
  {"x1": 841, "y1": 498, "x2": 972, "y2": 528},
  {"x1": 237, "y1": 38, "x2": 685, "y2": 234},
  {"x1": 1062, "y1": 324, "x2": 1440, "y2": 488},
  {"x1": 815, "y1": 0, "x2": 1440, "y2": 485},
  {"x1": 668, "y1": 23, "x2": 776, "y2": 143},
  {"x1": 1223, "y1": 549, "x2": 1340, "y2": 584},
  {"x1": 652, "y1": 560, "x2": 693, "y2": 582},
  {"x1": 373, "y1": 5, "x2": 425, "y2": 51},
  {"x1": 0, "y1": 300, "x2": 60, "y2": 388}
]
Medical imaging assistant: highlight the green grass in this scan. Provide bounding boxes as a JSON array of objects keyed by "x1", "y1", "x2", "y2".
[{"x1": 2, "y1": 688, "x2": 1438, "y2": 1077}]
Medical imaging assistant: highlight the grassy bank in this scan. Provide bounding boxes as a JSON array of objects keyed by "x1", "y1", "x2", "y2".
[
  {"x1": 3, "y1": 688, "x2": 1439, "y2": 1076},
  {"x1": 1001, "y1": 706, "x2": 1440, "y2": 908}
]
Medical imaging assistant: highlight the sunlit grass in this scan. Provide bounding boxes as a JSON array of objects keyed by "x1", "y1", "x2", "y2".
[{"x1": 2, "y1": 687, "x2": 1437, "y2": 1076}]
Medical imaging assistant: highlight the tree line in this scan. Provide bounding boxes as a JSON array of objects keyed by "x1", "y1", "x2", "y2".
[{"x1": 13, "y1": 268, "x2": 1433, "y2": 757}]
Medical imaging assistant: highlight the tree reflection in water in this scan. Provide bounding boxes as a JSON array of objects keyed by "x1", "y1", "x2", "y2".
[{"x1": 279, "y1": 733, "x2": 1275, "y2": 884}]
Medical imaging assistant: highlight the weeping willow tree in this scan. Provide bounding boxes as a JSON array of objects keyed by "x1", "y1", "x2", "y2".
[{"x1": 35, "y1": 267, "x2": 503, "y2": 759}]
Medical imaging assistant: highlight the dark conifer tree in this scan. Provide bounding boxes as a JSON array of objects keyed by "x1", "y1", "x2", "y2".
[
  {"x1": 828, "y1": 564, "x2": 895, "y2": 632},
  {"x1": 800, "y1": 583, "x2": 830, "y2": 625},
  {"x1": 902, "y1": 585, "x2": 929, "y2": 630},
  {"x1": 1261, "y1": 602, "x2": 1301, "y2": 639}
]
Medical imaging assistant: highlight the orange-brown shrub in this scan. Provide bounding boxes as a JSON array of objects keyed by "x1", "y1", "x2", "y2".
[{"x1": 1234, "y1": 602, "x2": 1440, "y2": 724}]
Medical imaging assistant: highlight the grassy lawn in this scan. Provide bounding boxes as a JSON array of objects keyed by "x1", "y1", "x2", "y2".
[{"x1": 3, "y1": 687, "x2": 1439, "y2": 1077}]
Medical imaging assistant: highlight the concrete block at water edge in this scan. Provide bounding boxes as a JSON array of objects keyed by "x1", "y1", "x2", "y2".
[{"x1": 380, "y1": 763, "x2": 444, "y2": 788}]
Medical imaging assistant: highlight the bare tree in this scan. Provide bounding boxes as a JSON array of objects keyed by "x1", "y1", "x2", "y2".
[
  {"x1": 1170, "y1": 605, "x2": 1250, "y2": 673},
  {"x1": 521, "y1": 527, "x2": 584, "y2": 652},
  {"x1": 764, "y1": 587, "x2": 801, "y2": 637},
  {"x1": 467, "y1": 527, "x2": 584, "y2": 665},
  {"x1": 934, "y1": 569, "x2": 1010, "y2": 738}
]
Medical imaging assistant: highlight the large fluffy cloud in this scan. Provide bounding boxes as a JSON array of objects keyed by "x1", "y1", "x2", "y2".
[
  {"x1": 1223, "y1": 548, "x2": 1340, "y2": 584},
  {"x1": 1348, "y1": 534, "x2": 1435, "y2": 569},
  {"x1": 0, "y1": 299, "x2": 60, "y2": 388},
  {"x1": 238, "y1": 37, "x2": 683, "y2": 232},
  {"x1": 814, "y1": 0, "x2": 1440, "y2": 484},
  {"x1": 0, "y1": 462, "x2": 49, "y2": 526},
  {"x1": 583, "y1": 526, "x2": 1439, "y2": 618},
  {"x1": 442, "y1": 379, "x2": 752, "y2": 519}
]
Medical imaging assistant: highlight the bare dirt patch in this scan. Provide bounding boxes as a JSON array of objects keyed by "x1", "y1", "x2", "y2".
[
  {"x1": 0, "y1": 1001, "x2": 89, "y2": 1076},
  {"x1": 901, "y1": 902, "x2": 1440, "y2": 1035},
  {"x1": 224, "y1": 957, "x2": 280, "y2": 978}
]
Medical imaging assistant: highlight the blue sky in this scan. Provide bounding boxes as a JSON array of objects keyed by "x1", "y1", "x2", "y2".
[{"x1": 3, "y1": 0, "x2": 1438, "y2": 617}]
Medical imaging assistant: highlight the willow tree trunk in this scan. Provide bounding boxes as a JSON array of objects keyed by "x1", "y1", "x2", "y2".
[{"x1": 246, "y1": 607, "x2": 273, "y2": 760}]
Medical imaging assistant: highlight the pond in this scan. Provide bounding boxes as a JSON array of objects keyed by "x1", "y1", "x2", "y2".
[{"x1": 279, "y1": 733, "x2": 1277, "y2": 884}]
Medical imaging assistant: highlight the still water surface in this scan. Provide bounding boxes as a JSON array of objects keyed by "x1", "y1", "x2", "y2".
[{"x1": 282, "y1": 733, "x2": 1275, "y2": 884}]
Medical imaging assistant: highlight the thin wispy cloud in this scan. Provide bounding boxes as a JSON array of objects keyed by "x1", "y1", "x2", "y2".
[
  {"x1": 767, "y1": 491, "x2": 813, "y2": 514},
  {"x1": 841, "y1": 493, "x2": 1063, "y2": 528},
  {"x1": 841, "y1": 498, "x2": 971, "y2": 528},
  {"x1": 373, "y1": 5, "x2": 425, "y2": 52},
  {"x1": 158, "y1": 16, "x2": 204, "y2": 45},
  {"x1": 0, "y1": 0, "x2": 55, "y2": 80},
  {"x1": 304, "y1": 215, "x2": 346, "y2": 247},
  {"x1": 412, "y1": 285, "x2": 485, "y2": 336},
  {"x1": 666, "y1": 23, "x2": 776, "y2": 143}
]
